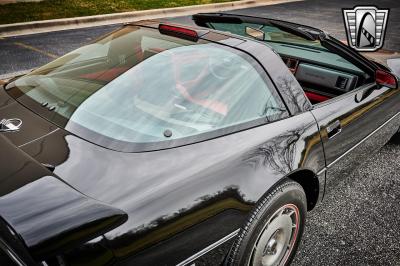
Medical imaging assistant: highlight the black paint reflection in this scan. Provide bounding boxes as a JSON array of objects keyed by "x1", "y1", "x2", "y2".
[
  {"x1": 276, "y1": 75, "x2": 311, "y2": 114},
  {"x1": 243, "y1": 128, "x2": 305, "y2": 175},
  {"x1": 14, "y1": 107, "x2": 325, "y2": 265},
  {"x1": 108, "y1": 186, "x2": 251, "y2": 260}
]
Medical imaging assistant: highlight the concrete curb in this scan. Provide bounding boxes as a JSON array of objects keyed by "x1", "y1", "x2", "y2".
[{"x1": 0, "y1": 0, "x2": 299, "y2": 37}]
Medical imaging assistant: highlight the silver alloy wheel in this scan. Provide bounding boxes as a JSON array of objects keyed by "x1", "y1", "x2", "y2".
[{"x1": 248, "y1": 204, "x2": 300, "y2": 266}]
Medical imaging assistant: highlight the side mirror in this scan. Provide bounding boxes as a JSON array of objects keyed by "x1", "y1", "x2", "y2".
[
  {"x1": 245, "y1": 26, "x2": 265, "y2": 41},
  {"x1": 356, "y1": 69, "x2": 398, "y2": 102},
  {"x1": 376, "y1": 69, "x2": 398, "y2": 89}
]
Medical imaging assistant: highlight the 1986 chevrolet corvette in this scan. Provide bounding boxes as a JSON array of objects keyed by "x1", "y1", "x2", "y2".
[{"x1": 1, "y1": 13, "x2": 400, "y2": 266}]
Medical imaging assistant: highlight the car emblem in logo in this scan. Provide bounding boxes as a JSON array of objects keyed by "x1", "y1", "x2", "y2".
[
  {"x1": 0, "y1": 118, "x2": 22, "y2": 132},
  {"x1": 343, "y1": 6, "x2": 389, "y2": 51}
]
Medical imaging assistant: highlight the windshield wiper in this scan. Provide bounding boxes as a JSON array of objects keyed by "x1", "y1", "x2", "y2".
[{"x1": 269, "y1": 21, "x2": 316, "y2": 41}]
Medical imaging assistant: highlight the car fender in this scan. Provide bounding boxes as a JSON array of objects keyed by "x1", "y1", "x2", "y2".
[{"x1": 0, "y1": 134, "x2": 127, "y2": 262}]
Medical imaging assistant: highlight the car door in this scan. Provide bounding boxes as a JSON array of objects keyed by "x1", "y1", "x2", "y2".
[
  {"x1": 311, "y1": 82, "x2": 400, "y2": 187},
  {"x1": 193, "y1": 13, "x2": 400, "y2": 189}
]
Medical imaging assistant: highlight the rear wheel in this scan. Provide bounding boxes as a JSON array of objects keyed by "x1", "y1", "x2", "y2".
[{"x1": 228, "y1": 180, "x2": 307, "y2": 266}]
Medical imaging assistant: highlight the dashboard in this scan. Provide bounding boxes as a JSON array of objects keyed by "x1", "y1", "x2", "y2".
[
  {"x1": 281, "y1": 55, "x2": 361, "y2": 98},
  {"x1": 267, "y1": 41, "x2": 367, "y2": 100}
]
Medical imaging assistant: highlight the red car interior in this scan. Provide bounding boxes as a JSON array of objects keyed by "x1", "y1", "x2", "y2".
[
  {"x1": 78, "y1": 42, "x2": 332, "y2": 108},
  {"x1": 304, "y1": 91, "x2": 331, "y2": 104}
]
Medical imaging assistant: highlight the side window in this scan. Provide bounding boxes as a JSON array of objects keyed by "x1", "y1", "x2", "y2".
[{"x1": 206, "y1": 21, "x2": 368, "y2": 105}]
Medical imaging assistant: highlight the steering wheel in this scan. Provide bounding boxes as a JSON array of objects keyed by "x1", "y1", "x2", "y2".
[{"x1": 208, "y1": 55, "x2": 238, "y2": 80}]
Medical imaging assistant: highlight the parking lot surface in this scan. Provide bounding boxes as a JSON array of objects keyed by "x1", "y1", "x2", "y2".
[
  {"x1": 1, "y1": 0, "x2": 400, "y2": 265},
  {"x1": 293, "y1": 138, "x2": 400, "y2": 266}
]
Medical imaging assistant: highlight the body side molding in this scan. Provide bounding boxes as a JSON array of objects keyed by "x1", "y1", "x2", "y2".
[{"x1": 177, "y1": 229, "x2": 240, "y2": 266}]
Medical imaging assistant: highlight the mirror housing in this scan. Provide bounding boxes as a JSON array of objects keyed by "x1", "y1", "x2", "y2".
[
  {"x1": 376, "y1": 69, "x2": 398, "y2": 89},
  {"x1": 245, "y1": 26, "x2": 265, "y2": 41}
]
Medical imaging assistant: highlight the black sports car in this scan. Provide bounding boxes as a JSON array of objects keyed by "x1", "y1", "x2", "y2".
[{"x1": 1, "y1": 13, "x2": 400, "y2": 266}]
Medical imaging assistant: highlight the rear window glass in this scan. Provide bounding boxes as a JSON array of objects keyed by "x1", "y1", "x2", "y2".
[{"x1": 9, "y1": 26, "x2": 287, "y2": 151}]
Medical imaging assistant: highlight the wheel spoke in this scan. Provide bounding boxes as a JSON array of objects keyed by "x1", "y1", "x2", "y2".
[
  {"x1": 286, "y1": 209, "x2": 295, "y2": 217},
  {"x1": 248, "y1": 203, "x2": 301, "y2": 266}
]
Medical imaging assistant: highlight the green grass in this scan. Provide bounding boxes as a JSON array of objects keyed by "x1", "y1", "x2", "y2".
[{"x1": 0, "y1": 0, "x2": 237, "y2": 25}]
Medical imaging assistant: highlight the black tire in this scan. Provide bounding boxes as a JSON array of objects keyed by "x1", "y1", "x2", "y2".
[{"x1": 227, "y1": 180, "x2": 307, "y2": 266}]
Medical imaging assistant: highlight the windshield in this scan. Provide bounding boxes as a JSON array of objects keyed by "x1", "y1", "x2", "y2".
[
  {"x1": 205, "y1": 22, "x2": 325, "y2": 50},
  {"x1": 204, "y1": 21, "x2": 363, "y2": 73},
  {"x1": 7, "y1": 25, "x2": 286, "y2": 151}
]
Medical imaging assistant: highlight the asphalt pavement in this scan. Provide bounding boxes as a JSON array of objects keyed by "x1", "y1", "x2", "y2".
[
  {"x1": 1, "y1": 0, "x2": 399, "y2": 77},
  {"x1": 293, "y1": 137, "x2": 400, "y2": 266},
  {"x1": 1, "y1": 0, "x2": 400, "y2": 265}
]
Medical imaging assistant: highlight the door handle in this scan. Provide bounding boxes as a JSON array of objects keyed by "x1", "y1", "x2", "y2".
[{"x1": 326, "y1": 120, "x2": 342, "y2": 139}]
